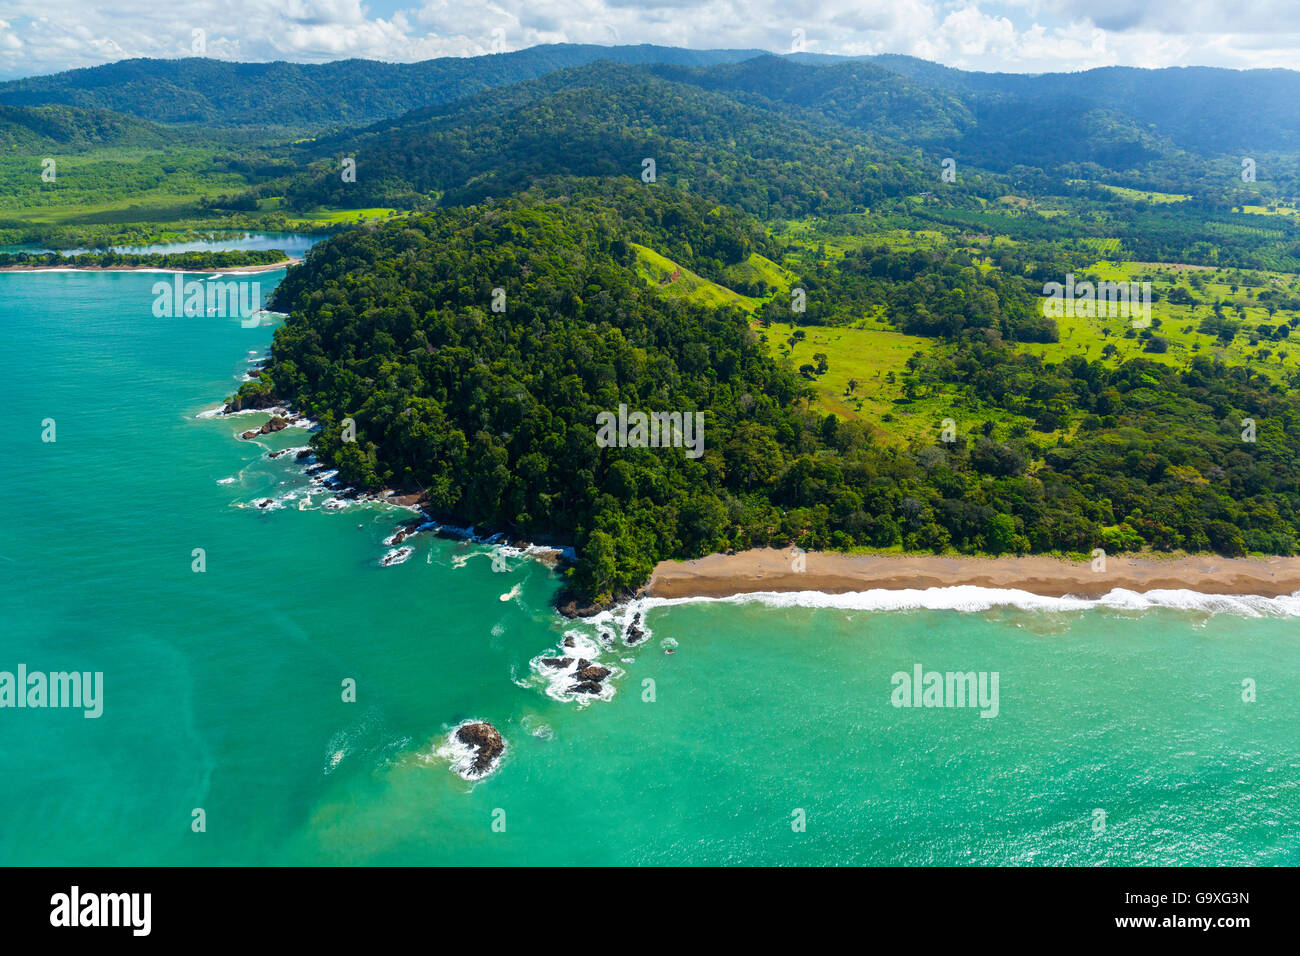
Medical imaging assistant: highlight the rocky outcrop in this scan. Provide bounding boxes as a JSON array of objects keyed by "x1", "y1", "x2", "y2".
[
  {"x1": 387, "y1": 520, "x2": 425, "y2": 546},
  {"x1": 240, "y1": 416, "x2": 289, "y2": 440},
  {"x1": 575, "y1": 660, "x2": 611, "y2": 682},
  {"x1": 568, "y1": 658, "x2": 612, "y2": 696},
  {"x1": 626, "y1": 613, "x2": 645, "y2": 645},
  {"x1": 455, "y1": 722, "x2": 504, "y2": 777},
  {"x1": 379, "y1": 546, "x2": 413, "y2": 567},
  {"x1": 541, "y1": 657, "x2": 573, "y2": 669},
  {"x1": 556, "y1": 596, "x2": 616, "y2": 618},
  {"x1": 222, "y1": 390, "x2": 278, "y2": 414}
]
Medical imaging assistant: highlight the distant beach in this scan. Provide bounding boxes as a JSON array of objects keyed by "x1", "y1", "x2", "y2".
[
  {"x1": 647, "y1": 548, "x2": 1300, "y2": 600},
  {"x1": 0, "y1": 257, "x2": 301, "y2": 274}
]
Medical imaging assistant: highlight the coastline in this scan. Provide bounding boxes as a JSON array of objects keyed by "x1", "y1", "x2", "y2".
[
  {"x1": 205, "y1": 399, "x2": 574, "y2": 570},
  {"x1": 0, "y1": 257, "x2": 301, "y2": 275},
  {"x1": 646, "y1": 547, "x2": 1300, "y2": 601},
  {"x1": 213, "y1": 400, "x2": 1300, "y2": 611}
]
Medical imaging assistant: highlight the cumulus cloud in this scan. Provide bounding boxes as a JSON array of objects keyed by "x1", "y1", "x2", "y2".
[{"x1": 0, "y1": 0, "x2": 1296, "y2": 80}]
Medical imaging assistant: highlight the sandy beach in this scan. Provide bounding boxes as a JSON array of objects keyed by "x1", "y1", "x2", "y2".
[
  {"x1": 0, "y1": 257, "x2": 302, "y2": 274},
  {"x1": 647, "y1": 547, "x2": 1300, "y2": 600}
]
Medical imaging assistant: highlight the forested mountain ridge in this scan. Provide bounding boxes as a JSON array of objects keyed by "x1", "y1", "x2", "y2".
[
  {"x1": 280, "y1": 61, "x2": 930, "y2": 218},
  {"x1": 7, "y1": 45, "x2": 1299, "y2": 161},
  {"x1": 0, "y1": 45, "x2": 764, "y2": 128},
  {"x1": 863, "y1": 57, "x2": 1300, "y2": 156},
  {"x1": 270, "y1": 56, "x2": 1300, "y2": 226},
  {"x1": 0, "y1": 103, "x2": 174, "y2": 151},
  {"x1": 649, "y1": 56, "x2": 1299, "y2": 180}
]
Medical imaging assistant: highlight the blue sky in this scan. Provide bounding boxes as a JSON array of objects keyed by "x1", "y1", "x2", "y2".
[{"x1": 1, "y1": 0, "x2": 1296, "y2": 80}]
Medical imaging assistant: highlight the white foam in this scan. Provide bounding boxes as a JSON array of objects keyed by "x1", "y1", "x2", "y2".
[
  {"x1": 608, "y1": 585, "x2": 1300, "y2": 619},
  {"x1": 380, "y1": 546, "x2": 414, "y2": 567},
  {"x1": 580, "y1": 603, "x2": 654, "y2": 646},
  {"x1": 525, "y1": 630, "x2": 621, "y2": 705}
]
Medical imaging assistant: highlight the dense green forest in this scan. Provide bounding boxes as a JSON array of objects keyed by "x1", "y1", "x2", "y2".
[
  {"x1": 0, "y1": 104, "x2": 174, "y2": 152},
  {"x1": 234, "y1": 182, "x2": 1300, "y2": 604}
]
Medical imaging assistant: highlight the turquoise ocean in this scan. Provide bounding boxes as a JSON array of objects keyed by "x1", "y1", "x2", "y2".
[{"x1": 2, "y1": 240, "x2": 1298, "y2": 866}]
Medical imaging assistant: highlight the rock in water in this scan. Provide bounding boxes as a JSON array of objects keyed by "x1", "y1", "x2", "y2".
[
  {"x1": 575, "y1": 662, "x2": 611, "y2": 682},
  {"x1": 455, "y1": 722, "x2": 504, "y2": 778},
  {"x1": 626, "y1": 618, "x2": 645, "y2": 644}
]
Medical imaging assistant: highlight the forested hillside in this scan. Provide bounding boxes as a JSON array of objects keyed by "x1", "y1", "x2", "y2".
[
  {"x1": 0, "y1": 45, "x2": 762, "y2": 128},
  {"x1": 280, "y1": 61, "x2": 927, "y2": 218},
  {"x1": 238, "y1": 182, "x2": 1300, "y2": 604},
  {"x1": 0, "y1": 104, "x2": 174, "y2": 152}
]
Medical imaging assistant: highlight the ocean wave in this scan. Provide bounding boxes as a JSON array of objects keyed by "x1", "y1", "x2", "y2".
[
  {"x1": 324, "y1": 711, "x2": 409, "y2": 775},
  {"x1": 618, "y1": 585, "x2": 1300, "y2": 619},
  {"x1": 579, "y1": 604, "x2": 653, "y2": 646}
]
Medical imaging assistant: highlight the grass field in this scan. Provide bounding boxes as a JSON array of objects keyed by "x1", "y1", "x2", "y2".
[
  {"x1": 775, "y1": 216, "x2": 948, "y2": 263},
  {"x1": 1068, "y1": 181, "x2": 1191, "y2": 204},
  {"x1": 1017, "y1": 260, "x2": 1300, "y2": 380},
  {"x1": 264, "y1": 204, "x2": 397, "y2": 228},
  {"x1": 0, "y1": 146, "x2": 395, "y2": 243},
  {"x1": 631, "y1": 242, "x2": 763, "y2": 310},
  {"x1": 756, "y1": 320, "x2": 1041, "y2": 444},
  {"x1": 722, "y1": 251, "x2": 796, "y2": 293},
  {"x1": 1241, "y1": 203, "x2": 1300, "y2": 217}
]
